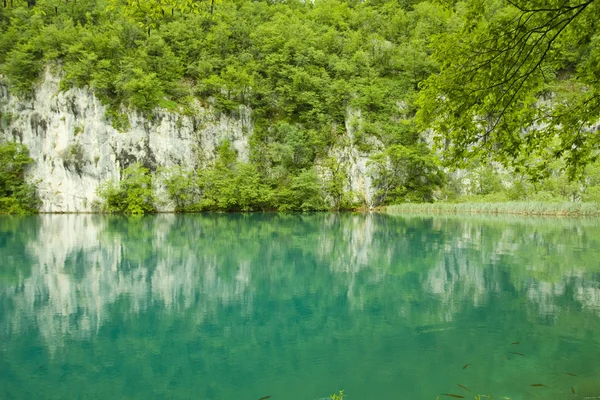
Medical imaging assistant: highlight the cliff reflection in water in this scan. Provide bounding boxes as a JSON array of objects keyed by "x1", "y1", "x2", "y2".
[
  {"x1": 2, "y1": 213, "x2": 600, "y2": 399},
  {"x1": 2, "y1": 213, "x2": 600, "y2": 349}
]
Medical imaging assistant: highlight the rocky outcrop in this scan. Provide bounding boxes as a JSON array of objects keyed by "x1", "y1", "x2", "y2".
[
  {"x1": 0, "y1": 71, "x2": 377, "y2": 212},
  {"x1": 0, "y1": 70, "x2": 252, "y2": 212}
]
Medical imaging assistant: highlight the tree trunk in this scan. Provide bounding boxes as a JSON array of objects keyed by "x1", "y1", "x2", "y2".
[{"x1": 210, "y1": 0, "x2": 214, "y2": 15}]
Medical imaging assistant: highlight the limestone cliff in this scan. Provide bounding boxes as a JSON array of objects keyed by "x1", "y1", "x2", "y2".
[{"x1": 0, "y1": 71, "x2": 375, "y2": 212}]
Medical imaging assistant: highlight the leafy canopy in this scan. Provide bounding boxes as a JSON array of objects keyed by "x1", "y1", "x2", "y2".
[
  {"x1": 1, "y1": 0, "x2": 455, "y2": 208},
  {"x1": 418, "y1": 0, "x2": 600, "y2": 178}
]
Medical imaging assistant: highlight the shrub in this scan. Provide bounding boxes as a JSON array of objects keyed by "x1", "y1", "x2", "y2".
[
  {"x1": 97, "y1": 162, "x2": 155, "y2": 214},
  {"x1": 0, "y1": 141, "x2": 40, "y2": 214}
]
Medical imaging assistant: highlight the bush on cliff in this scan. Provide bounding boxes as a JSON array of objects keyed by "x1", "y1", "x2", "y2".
[
  {"x1": 96, "y1": 162, "x2": 155, "y2": 214},
  {"x1": 0, "y1": 141, "x2": 40, "y2": 214}
]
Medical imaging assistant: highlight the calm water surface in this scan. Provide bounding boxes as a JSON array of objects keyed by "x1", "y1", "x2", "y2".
[{"x1": 1, "y1": 213, "x2": 600, "y2": 400}]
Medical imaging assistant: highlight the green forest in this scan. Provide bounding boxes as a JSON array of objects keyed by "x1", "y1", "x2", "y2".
[{"x1": 0, "y1": 0, "x2": 599, "y2": 213}]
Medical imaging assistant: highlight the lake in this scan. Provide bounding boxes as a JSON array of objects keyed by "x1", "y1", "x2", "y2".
[{"x1": 1, "y1": 213, "x2": 599, "y2": 400}]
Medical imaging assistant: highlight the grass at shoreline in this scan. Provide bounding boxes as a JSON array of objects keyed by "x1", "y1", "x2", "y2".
[{"x1": 384, "y1": 202, "x2": 600, "y2": 216}]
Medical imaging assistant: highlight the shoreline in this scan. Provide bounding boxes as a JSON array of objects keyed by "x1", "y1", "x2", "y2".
[
  {"x1": 2, "y1": 202, "x2": 600, "y2": 217},
  {"x1": 383, "y1": 202, "x2": 600, "y2": 217}
]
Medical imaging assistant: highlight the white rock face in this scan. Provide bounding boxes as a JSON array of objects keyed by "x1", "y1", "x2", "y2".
[
  {"x1": 317, "y1": 108, "x2": 378, "y2": 206},
  {"x1": 0, "y1": 70, "x2": 252, "y2": 212},
  {"x1": 0, "y1": 71, "x2": 376, "y2": 211},
  {"x1": 339, "y1": 108, "x2": 377, "y2": 205}
]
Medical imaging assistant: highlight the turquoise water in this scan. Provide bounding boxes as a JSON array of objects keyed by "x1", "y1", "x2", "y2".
[{"x1": 1, "y1": 214, "x2": 600, "y2": 400}]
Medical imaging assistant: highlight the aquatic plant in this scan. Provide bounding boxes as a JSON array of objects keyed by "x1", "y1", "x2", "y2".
[{"x1": 385, "y1": 201, "x2": 600, "y2": 216}]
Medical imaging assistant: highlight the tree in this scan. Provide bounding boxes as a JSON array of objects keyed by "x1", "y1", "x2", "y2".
[
  {"x1": 368, "y1": 143, "x2": 445, "y2": 205},
  {"x1": 119, "y1": 68, "x2": 165, "y2": 111},
  {"x1": 0, "y1": 141, "x2": 40, "y2": 214},
  {"x1": 97, "y1": 162, "x2": 155, "y2": 214},
  {"x1": 108, "y1": 0, "x2": 203, "y2": 34},
  {"x1": 418, "y1": 0, "x2": 600, "y2": 179}
]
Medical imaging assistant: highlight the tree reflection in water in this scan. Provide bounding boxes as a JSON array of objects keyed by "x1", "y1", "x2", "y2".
[{"x1": 0, "y1": 214, "x2": 599, "y2": 399}]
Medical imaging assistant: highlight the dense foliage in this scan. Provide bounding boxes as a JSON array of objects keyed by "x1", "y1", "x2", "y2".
[
  {"x1": 2, "y1": 0, "x2": 600, "y2": 213},
  {"x1": 96, "y1": 162, "x2": 155, "y2": 214},
  {"x1": 160, "y1": 140, "x2": 353, "y2": 212},
  {"x1": 0, "y1": 0, "x2": 448, "y2": 212},
  {"x1": 0, "y1": 141, "x2": 39, "y2": 214},
  {"x1": 418, "y1": 0, "x2": 600, "y2": 178}
]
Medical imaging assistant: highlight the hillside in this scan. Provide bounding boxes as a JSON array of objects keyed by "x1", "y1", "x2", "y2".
[{"x1": 1, "y1": 0, "x2": 599, "y2": 213}]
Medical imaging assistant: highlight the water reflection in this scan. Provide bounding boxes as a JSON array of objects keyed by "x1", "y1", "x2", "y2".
[
  {"x1": 2, "y1": 214, "x2": 600, "y2": 345},
  {"x1": 1, "y1": 214, "x2": 600, "y2": 399}
]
